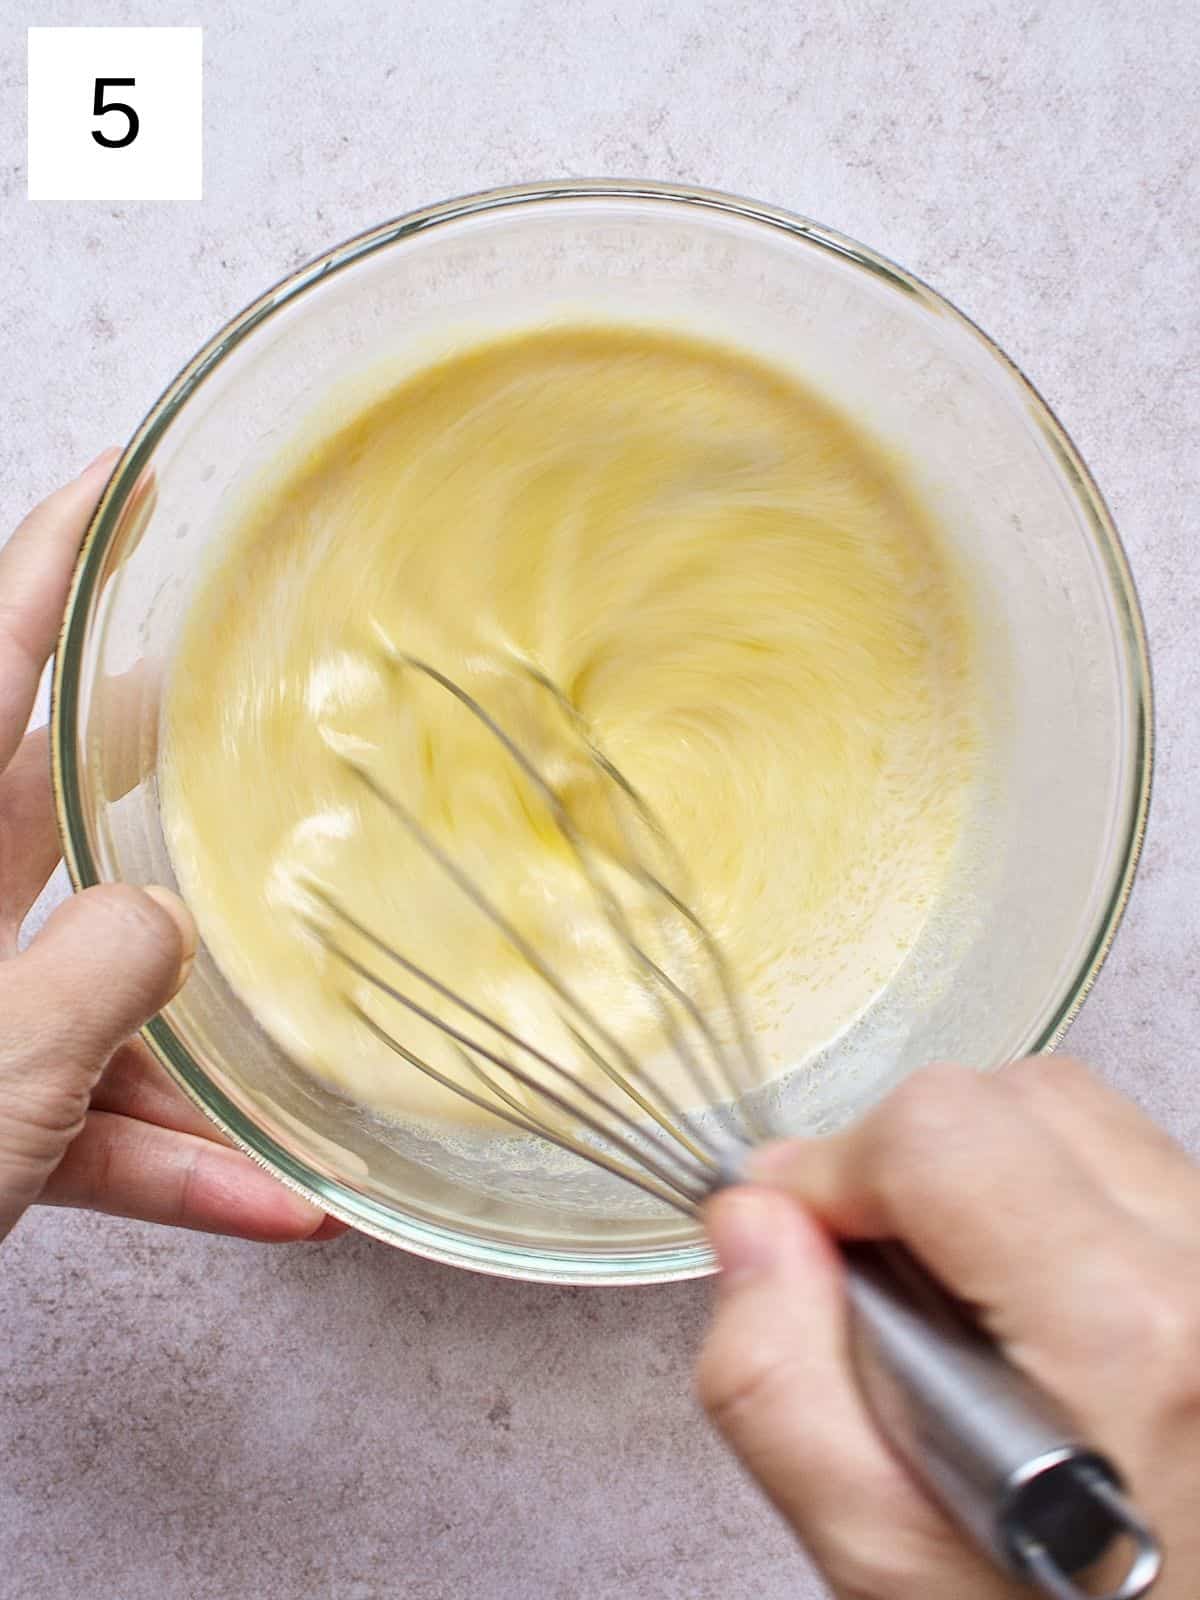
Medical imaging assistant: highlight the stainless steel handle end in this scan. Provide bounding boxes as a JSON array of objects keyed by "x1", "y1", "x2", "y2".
[
  {"x1": 843, "y1": 1243, "x2": 1163, "y2": 1600},
  {"x1": 1009, "y1": 1464, "x2": 1163, "y2": 1600}
]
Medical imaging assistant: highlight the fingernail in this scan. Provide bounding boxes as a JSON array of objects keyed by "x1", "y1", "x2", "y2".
[
  {"x1": 81, "y1": 446, "x2": 122, "y2": 478},
  {"x1": 707, "y1": 1188, "x2": 786, "y2": 1285},
  {"x1": 306, "y1": 1214, "x2": 351, "y2": 1242},
  {"x1": 143, "y1": 885, "x2": 198, "y2": 994}
]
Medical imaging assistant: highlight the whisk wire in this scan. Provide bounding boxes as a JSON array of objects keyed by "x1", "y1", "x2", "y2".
[
  {"x1": 315, "y1": 896, "x2": 720, "y2": 1196},
  {"x1": 453, "y1": 1047, "x2": 707, "y2": 1213},
  {"x1": 308, "y1": 651, "x2": 768, "y2": 1209},
  {"x1": 315, "y1": 901, "x2": 715, "y2": 1204},
  {"x1": 385, "y1": 655, "x2": 755, "y2": 1143},
  {"x1": 338, "y1": 754, "x2": 734, "y2": 1175},
  {"x1": 522, "y1": 662, "x2": 768, "y2": 1120},
  {"x1": 349, "y1": 1001, "x2": 703, "y2": 1215}
]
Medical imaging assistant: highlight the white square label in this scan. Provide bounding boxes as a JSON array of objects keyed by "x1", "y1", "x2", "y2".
[{"x1": 27, "y1": 27, "x2": 203, "y2": 201}]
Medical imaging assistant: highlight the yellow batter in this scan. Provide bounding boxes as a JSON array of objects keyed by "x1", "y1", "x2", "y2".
[{"x1": 162, "y1": 325, "x2": 976, "y2": 1125}]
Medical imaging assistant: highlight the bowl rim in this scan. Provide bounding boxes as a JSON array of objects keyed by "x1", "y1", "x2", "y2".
[{"x1": 51, "y1": 177, "x2": 1154, "y2": 1286}]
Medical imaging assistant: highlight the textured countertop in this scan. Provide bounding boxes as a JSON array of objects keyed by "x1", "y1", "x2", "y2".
[{"x1": 1, "y1": 3, "x2": 1197, "y2": 1597}]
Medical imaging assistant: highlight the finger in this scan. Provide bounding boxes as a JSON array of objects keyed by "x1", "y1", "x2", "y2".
[
  {"x1": 0, "y1": 450, "x2": 120, "y2": 770},
  {"x1": 0, "y1": 726, "x2": 59, "y2": 948},
  {"x1": 0, "y1": 883, "x2": 192, "y2": 1233},
  {"x1": 40, "y1": 1109, "x2": 346, "y2": 1242},
  {"x1": 747, "y1": 1064, "x2": 1134, "y2": 1349},
  {"x1": 93, "y1": 1039, "x2": 237, "y2": 1145},
  {"x1": 1000, "y1": 1055, "x2": 1200, "y2": 1236},
  {"x1": 752, "y1": 1073, "x2": 1199, "y2": 1486},
  {"x1": 698, "y1": 1188, "x2": 1010, "y2": 1599},
  {"x1": 93, "y1": 658, "x2": 161, "y2": 803}
]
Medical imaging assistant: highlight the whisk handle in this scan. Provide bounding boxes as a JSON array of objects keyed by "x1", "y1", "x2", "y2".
[{"x1": 842, "y1": 1241, "x2": 1161, "y2": 1600}]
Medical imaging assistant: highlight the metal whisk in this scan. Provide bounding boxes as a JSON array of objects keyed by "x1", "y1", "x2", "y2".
[{"x1": 310, "y1": 652, "x2": 1160, "y2": 1600}]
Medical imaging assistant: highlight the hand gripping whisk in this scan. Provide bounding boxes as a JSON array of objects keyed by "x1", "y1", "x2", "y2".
[{"x1": 309, "y1": 654, "x2": 1161, "y2": 1600}]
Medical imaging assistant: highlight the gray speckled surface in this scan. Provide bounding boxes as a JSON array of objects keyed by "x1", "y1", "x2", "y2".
[{"x1": 1, "y1": 4, "x2": 1197, "y2": 1597}]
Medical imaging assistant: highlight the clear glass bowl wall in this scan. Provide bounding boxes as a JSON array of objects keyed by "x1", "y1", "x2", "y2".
[{"x1": 54, "y1": 184, "x2": 1150, "y2": 1283}]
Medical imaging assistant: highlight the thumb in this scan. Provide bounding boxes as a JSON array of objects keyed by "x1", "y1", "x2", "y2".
[
  {"x1": 0, "y1": 884, "x2": 193, "y2": 1236},
  {"x1": 697, "y1": 1188, "x2": 1016, "y2": 1599},
  {"x1": 698, "y1": 1187, "x2": 883, "y2": 1551}
]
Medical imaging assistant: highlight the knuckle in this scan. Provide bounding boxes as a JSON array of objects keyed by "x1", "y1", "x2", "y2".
[
  {"x1": 834, "y1": 1553, "x2": 916, "y2": 1600},
  {"x1": 71, "y1": 885, "x2": 183, "y2": 986},
  {"x1": 695, "y1": 1325, "x2": 795, "y2": 1438},
  {"x1": 1002, "y1": 1053, "x2": 1053, "y2": 1094},
  {"x1": 1074, "y1": 1249, "x2": 1200, "y2": 1424},
  {"x1": 172, "y1": 1142, "x2": 203, "y2": 1230},
  {"x1": 866, "y1": 1066, "x2": 994, "y2": 1223},
  {"x1": 1004, "y1": 1053, "x2": 1086, "y2": 1108},
  {"x1": 26, "y1": 886, "x2": 183, "y2": 1045},
  {"x1": 1123, "y1": 1269, "x2": 1200, "y2": 1381},
  {"x1": 0, "y1": 1073, "x2": 88, "y2": 1168},
  {"x1": 828, "y1": 1537, "x2": 904, "y2": 1600},
  {"x1": 1048, "y1": 1053, "x2": 1092, "y2": 1079},
  {"x1": 833, "y1": 1527, "x2": 987, "y2": 1600},
  {"x1": 874, "y1": 1063, "x2": 981, "y2": 1161},
  {"x1": 79, "y1": 883, "x2": 166, "y2": 941},
  {"x1": 1001, "y1": 1059, "x2": 1062, "y2": 1127}
]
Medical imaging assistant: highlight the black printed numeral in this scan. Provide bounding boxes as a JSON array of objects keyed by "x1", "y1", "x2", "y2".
[{"x1": 91, "y1": 78, "x2": 139, "y2": 149}]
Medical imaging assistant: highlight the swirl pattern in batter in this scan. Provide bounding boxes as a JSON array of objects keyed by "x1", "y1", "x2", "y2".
[{"x1": 162, "y1": 325, "x2": 977, "y2": 1123}]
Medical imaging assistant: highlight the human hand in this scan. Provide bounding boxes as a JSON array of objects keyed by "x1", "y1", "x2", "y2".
[
  {"x1": 699, "y1": 1057, "x2": 1198, "y2": 1598},
  {"x1": 0, "y1": 452, "x2": 344, "y2": 1245}
]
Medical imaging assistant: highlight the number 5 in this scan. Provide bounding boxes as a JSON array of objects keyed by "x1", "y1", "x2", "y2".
[{"x1": 91, "y1": 78, "x2": 139, "y2": 149}]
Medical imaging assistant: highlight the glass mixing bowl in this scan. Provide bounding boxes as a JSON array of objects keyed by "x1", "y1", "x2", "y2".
[{"x1": 53, "y1": 180, "x2": 1151, "y2": 1285}]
